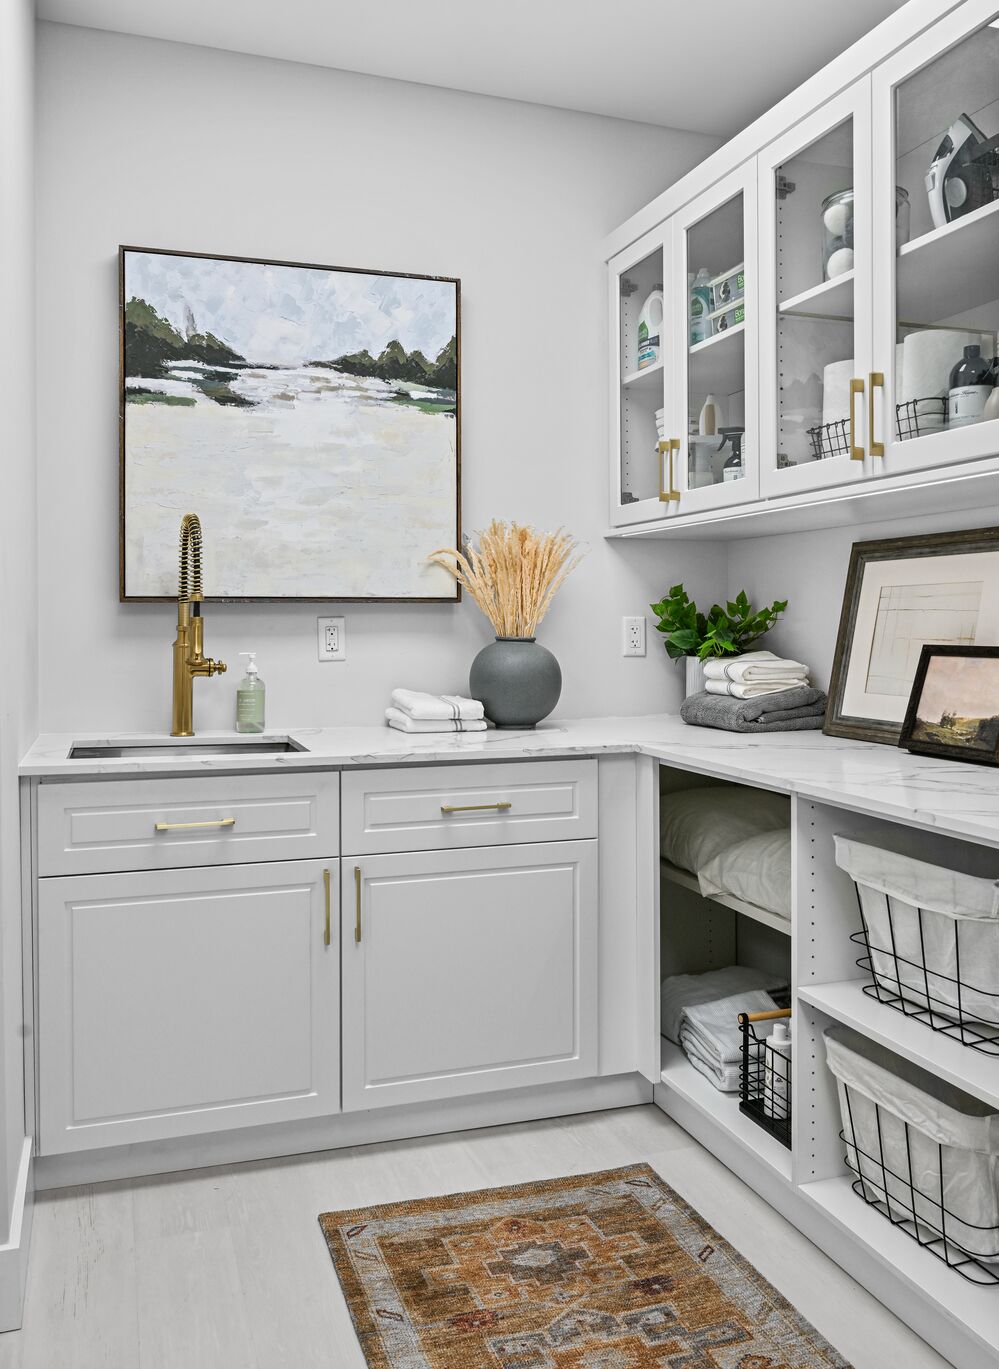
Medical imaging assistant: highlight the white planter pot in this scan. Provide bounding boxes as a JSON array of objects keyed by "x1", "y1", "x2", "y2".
[{"x1": 684, "y1": 657, "x2": 705, "y2": 698}]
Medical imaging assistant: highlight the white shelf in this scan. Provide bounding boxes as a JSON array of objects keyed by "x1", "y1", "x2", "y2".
[
  {"x1": 778, "y1": 271, "x2": 854, "y2": 321},
  {"x1": 688, "y1": 324, "x2": 745, "y2": 396},
  {"x1": 801, "y1": 1177, "x2": 999, "y2": 1361},
  {"x1": 660, "y1": 859, "x2": 790, "y2": 936},
  {"x1": 622, "y1": 358, "x2": 664, "y2": 390},
  {"x1": 897, "y1": 200, "x2": 999, "y2": 325},
  {"x1": 798, "y1": 979, "x2": 999, "y2": 1110},
  {"x1": 659, "y1": 1037, "x2": 792, "y2": 1181}
]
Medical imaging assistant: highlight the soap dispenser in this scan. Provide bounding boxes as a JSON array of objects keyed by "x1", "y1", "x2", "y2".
[{"x1": 235, "y1": 653, "x2": 265, "y2": 734}]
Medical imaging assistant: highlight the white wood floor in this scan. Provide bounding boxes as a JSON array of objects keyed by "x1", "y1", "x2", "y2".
[{"x1": 0, "y1": 1104, "x2": 952, "y2": 1369}]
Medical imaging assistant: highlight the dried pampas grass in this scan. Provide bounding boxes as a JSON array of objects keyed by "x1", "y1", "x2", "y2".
[{"x1": 429, "y1": 521, "x2": 583, "y2": 638}]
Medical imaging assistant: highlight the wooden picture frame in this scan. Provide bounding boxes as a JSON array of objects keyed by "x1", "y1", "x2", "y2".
[
  {"x1": 899, "y1": 645, "x2": 999, "y2": 767},
  {"x1": 825, "y1": 525, "x2": 999, "y2": 745},
  {"x1": 119, "y1": 245, "x2": 461, "y2": 603}
]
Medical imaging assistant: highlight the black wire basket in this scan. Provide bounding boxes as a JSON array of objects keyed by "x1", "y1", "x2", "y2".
[
  {"x1": 839, "y1": 1082, "x2": 999, "y2": 1285},
  {"x1": 806, "y1": 419, "x2": 850, "y2": 461},
  {"x1": 896, "y1": 396, "x2": 948, "y2": 441},
  {"x1": 850, "y1": 881, "x2": 999, "y2": 1056},
  {"x1": 738, "y1": 1009, "x2": 792, "y2": 1149}
]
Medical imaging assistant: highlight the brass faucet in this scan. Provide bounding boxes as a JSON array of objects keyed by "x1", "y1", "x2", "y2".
[{"x1": 171, "y1": 514, "x2": 226, "y2": 736}]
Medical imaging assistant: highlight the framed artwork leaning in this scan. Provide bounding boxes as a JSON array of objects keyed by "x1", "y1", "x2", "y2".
[
  {"x1": 119, "y1": 245, "x2": 460, "y2": 602},
  {"x1": 899, "y1": 645, "x2": 999, "y2": 767},
  {"x1": 825, "y1": 525, "x2": 999, "y2": 745}
]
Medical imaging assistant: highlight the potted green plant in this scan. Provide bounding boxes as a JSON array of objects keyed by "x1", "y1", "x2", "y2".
[{"x1": 650, "y1": 585, "x2": 788, "y2": 697}]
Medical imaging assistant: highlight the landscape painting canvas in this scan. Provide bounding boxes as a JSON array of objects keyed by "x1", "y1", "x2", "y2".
[
  {"x1": 120, "y1": 246, "x2": 460, "y2": 600},
  {"x1": 901, "y1": 647, "x2": 999, "y2": 765}
]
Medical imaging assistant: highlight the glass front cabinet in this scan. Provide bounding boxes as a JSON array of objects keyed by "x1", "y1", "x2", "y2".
[{"x1": 608, "y1": 0, "x2": 999, "y2": 529}]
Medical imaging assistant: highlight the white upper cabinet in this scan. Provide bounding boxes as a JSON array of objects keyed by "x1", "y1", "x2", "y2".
[{"x1": 871, "y1": 0, "x2": 999, "y2": 475}]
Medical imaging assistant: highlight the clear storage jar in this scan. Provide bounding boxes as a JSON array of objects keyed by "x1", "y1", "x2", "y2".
[{"x1": 821, "y1": 187, "x2": 910, "y2": 280}]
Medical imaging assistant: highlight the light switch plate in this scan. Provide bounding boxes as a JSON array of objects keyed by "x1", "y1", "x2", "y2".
[{"x1": 318, "y1": 616, "x2": 346, "y2": 661}]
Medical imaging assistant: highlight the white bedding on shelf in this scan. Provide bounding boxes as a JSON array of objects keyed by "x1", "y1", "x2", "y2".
[{"x1": 698, "y1": 828, "x2": 792, "y2": 923}]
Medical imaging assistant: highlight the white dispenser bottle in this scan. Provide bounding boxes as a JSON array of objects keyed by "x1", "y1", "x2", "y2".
[
  {"x1": 235, "y1": 653, "x2": 265, "y2": 734},
  {"x1": 636, "y1": 288, "x2": 664, "y2": 370},
  {"x1": 765, "y1": 1019, "x2": 792, "y2": 1120}
]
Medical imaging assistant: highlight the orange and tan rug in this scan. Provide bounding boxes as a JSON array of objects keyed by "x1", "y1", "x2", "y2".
[{"x1": 319, "y1": 1162, "x2": 850, "y2": 1367}]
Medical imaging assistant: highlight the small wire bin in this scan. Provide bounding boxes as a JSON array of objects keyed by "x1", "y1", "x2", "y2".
[
  {"x1": 835, "y1": 837, "x2": 999, "y2": 1055},
  {"x1": 896, "y1": 396, "x2": 948, "y2": 441},
  {"x1": 826, "y1": 1025, "x2": 999, "y2": 1285},
  {"x1": 806, "y1": 419, "x2": 849, "y2": 461},
  {"x1": 738, "y1": 1008, "x2": 792, "y2": 1149}
]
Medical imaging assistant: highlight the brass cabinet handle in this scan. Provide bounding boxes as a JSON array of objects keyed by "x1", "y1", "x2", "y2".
[
  {"x1": 440, "y1": 801, "x2": 512, "y2": 814},
  {"x1": 323, "y1": 867, "x2": 331, "y2": 947},
  {"x1": 849, "y1": 377, "x2": 865, "y2": 461},
  {"x1": 869, "y1": 372, "x2": 884, "y2": 457},
  {"x1": 154, "y1": 817, "x2": 236, "y2": 832},
  {"x1": 657, "y1": 439, "x2": 681, "y2": 503},
  {"x1": 354, "y1": 865, "x2": 362, "y2": 944}
]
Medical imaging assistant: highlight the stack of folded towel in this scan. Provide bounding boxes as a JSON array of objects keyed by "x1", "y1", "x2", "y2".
[
  {"x1": 680, "y1": 685, "x2": 827, "y2": 733},
  {"x1": 386, "y1": 690, "x2": 486, "y2": 734},
  {"x1": 679, "y1": 988, "x2": 780, "y2": 1092},
  {"x1": 703, "y1": 650, "x2": 809, "y2": 698}
]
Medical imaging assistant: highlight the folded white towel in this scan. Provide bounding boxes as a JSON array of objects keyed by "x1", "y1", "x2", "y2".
[
  {"x1": 390, "y1": 689, "x2": 485, "y2": 722},
  {"x1": 678, "y1": 1030, "x2": 742, "y2": 1092},
  {"x1": 704, "y1": 679, "x2": 806, "y2": 699},
  {"x1": 386, "y1": 708, "x2": 487, "y2": 734},
  {"x1": 660, "y1": 965, "x2": 777, "y2": 1044},
  {"x1": 680, "y1": 989, "x2": 779, "y2": 1064},
  {"x1": 702, "y1": 651, "x2": 808, "y2": 684}
]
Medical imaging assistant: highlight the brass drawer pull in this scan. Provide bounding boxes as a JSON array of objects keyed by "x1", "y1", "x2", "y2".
[
  {"x1": 323, "y1": 867, "x2": 331, "y2": 947},
  {"x1": 869, "y1": 371, "x2": 884, "y2": 457},
  {"x1": 657, "y1": 439, "x2": 681, "y2": 503},
  {"x1": 440, "y1": 801, "x2": 513, "y2": 814},
  {"x1": 154, "y1": 817, "x2": 236, "y2": 832},
  {"x1": 354, "y1": 865, "x2": 362, "y2": 944},
  {"x1": 849, "y1": 377, "x2": 865, "y2": 461}
]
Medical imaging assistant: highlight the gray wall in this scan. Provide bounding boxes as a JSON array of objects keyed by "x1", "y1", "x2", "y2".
[{"x1": 35, "y1": 23, "x2": 724, "y2": 733}]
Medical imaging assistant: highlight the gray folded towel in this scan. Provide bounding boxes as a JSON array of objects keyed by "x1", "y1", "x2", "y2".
[{"x1": 680, "y1": 684, "x2": 827, "y2": 733}]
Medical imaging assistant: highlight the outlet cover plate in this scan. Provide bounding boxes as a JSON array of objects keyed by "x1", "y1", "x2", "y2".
[
  {"x1": 318, "y1": 616, "x2": 346, "y2": 661},
  {"x1": 622, "y1": 616, "x2": 646, "y2": 657}
]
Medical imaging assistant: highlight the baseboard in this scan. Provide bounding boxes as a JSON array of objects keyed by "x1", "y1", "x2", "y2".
[
  {"x1": 35, "y1": 1073, "x2": 652, "y2": 1190},
  {"x1": 0, "y1": 1138, "x2": 33, "y2": 1332}
]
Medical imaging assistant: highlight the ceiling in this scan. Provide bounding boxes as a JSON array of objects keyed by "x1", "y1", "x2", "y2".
[{"x1": 36, "y1": 0, "x2": 909, "y2": 137}]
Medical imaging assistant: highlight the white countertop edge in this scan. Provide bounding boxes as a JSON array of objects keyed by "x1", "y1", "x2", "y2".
[{"x1": 19, "y1": 715, "x2": 999, "y2": 848}]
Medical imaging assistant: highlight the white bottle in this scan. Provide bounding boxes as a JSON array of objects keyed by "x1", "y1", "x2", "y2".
[
  {"x1": 636, "y1": 289, "x2": 664, "y2": 370},
  {"x1": 235, "y1": 652, "x2": 265, "y2": 734},
  {"x1": 765, "y1": 1019, "x2": 792, "y2": 1120},
  {"x1": 689, "y1": 268, "x2": 713, "y2": 346},
  {"x1": 698, "y1": 393, "x2": 722, "y2": 437}
]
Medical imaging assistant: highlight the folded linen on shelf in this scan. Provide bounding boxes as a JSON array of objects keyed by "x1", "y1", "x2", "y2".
[
  {"x1": 385, "y1": 708, "x2": 487, "y2": 733},
  {"x1": 680, "y1": 685, "x2": 827, "y2": 733},
  {"x1": 704, "y1": 680, "x2": 802, "y2": 699},
  {"x1": 679, "y1": 1030, "x2": 742, "y2": 1092},
  {"x1": 390, "y1": 689, "x2": 485, "y2": 721},
  {"x1": 681, "y1": 988, "x2": 779, "y2": 1065},
  {"x1": 660, "y1": 964, "x2": 778, "y2": 1044},
  {"x1": 702, "y1": 651, "x2": 808, "y2": 684}
]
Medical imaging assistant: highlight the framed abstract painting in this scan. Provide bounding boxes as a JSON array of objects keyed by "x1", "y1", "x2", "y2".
[
  {"x1": 119, "y1": 245, "x2": 460, "y2": 601},
  {"x1": 825, "y1": 526, "x2": 999, "y2": 744}
]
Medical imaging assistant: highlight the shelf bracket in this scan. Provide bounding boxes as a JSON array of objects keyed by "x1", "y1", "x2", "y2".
[
  {"x1": 776, "y1": 174, "x2": 796, "y2": 200},
  {"x1": 620, "y1": 277, "x2": 639, "y2": 298}
]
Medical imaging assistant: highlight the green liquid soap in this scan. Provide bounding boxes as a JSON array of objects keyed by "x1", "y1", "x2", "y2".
[{"x1": 236, "y1": 652, "x2": 265, "y2": 734}]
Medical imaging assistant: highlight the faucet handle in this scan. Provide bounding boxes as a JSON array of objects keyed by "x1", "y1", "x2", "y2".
[{"x1": 210, "y1": 659, "x2": 227, "y2": 676}]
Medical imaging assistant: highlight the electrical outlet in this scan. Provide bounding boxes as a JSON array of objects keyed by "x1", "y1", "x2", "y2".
[
  {"x1": 622, "y1": 615, "x2": 646, "y2": 657},
  {"x1": 317, "y1": 616, "x2": 346, "y2": 661}
]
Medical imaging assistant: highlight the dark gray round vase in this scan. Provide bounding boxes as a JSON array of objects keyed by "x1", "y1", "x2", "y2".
[{"x1": 469, "y1": 636, "x2": 562, "y2": 729}]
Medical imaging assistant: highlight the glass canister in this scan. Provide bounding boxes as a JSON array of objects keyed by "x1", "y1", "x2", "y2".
[{"x1": 821, "y1": 187, "x2": 910, "y2": 280}]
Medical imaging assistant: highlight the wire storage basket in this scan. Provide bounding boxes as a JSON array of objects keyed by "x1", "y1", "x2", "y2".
[
  {"x1": 738, "y1": 1008, "x2": 792, "y2": 1149},
  {"x1": 896, "y1": 396, "x2": 948, "y2": 441},
  {"x1": 835, "y1": 836, "x2": 999, "y2": 1055},
  {"x1": 825, "y1": 1024, "x2": 999, "y2": 1285},
  {"x1": 806, "y1": 419, "x2": 850, "y2": 461}
]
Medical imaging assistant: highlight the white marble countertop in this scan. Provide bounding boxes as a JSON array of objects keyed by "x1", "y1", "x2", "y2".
[{"x1": 20, "y1": 715, "x2": 999, "y2": 847}]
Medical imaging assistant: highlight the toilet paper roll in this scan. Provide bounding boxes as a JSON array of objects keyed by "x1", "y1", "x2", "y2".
[
  {"x1": 821, "y1": 358, "x2": 855, "y2": 454},
  {"x1": 901, "y1": 330, "x2": 980, "y2": 433}
]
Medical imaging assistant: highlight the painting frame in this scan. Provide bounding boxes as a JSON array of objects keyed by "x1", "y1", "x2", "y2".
[
  {"x1": 118, "y1": 244, "x2": 461, "y2": 603},
  {"x1": 899, "y1": 645, "x2": 999, "y2": 767},
  {"x1": 824, "y1": 525, "x2": 999, "y2": 745}
]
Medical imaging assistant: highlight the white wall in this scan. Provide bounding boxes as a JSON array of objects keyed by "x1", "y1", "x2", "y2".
[
  {"x1": 0, "y1": 0, "x2": 36, "y2": 1328},
  {"x1": 35, "y1": 23, "x2": 723, "y2": 733},
  {"x1": 727, "y1": 506, "x2": 999, "y2": 690}
]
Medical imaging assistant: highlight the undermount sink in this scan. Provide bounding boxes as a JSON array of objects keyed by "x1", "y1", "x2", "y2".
[{"x1": 68, "y1": 737, "x2": 308, "y2": 760}]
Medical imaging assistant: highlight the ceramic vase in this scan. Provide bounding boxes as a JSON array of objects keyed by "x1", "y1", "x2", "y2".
[
  {"x1": 469, "y1": 636, "x2": 562, "y2": 729},
  {"x1": 684, "y1": 656, "x2": 705, "y2": 698}
]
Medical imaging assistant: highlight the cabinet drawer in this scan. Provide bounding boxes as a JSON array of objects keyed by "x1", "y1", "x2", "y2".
[
  {"x1": 37, "y1": 772, "x2": 340, "y2": 875},
  {"x1": 341, "y1": 759, "x2": 597, "y2": 855}
]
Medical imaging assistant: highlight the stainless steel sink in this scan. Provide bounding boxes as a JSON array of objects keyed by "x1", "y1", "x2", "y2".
[{"x1": 69, "y1": 737, "x2": 308, "y2": 760}]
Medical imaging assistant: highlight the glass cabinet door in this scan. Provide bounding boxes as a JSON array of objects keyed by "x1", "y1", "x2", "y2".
[
  {"x1": 609, "y1": 227, "x2": 674, "y2": 526},
  {"x1": 671, "y1": 164, "x2": 759, "y2": 513},
  {"x1": 873, "y1": 1, "x2": 999, "y2": 475},
  {"x1": 758, "y1": 81, "x2": 874, "y2": 497}
]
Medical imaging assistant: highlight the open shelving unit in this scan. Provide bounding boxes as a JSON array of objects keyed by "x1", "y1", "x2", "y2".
[{"x1": 660, "y1": 859, "x2": 790, "y2": 936}]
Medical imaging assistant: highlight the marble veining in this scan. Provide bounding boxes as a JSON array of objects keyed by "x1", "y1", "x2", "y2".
[{"x1": 19, "y1": 715, "x2": 999, "y2": 847}]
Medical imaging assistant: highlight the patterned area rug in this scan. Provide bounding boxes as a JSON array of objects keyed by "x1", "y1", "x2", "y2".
[{"x1": 319, "y1": 1162, "x2": 850, "y2": 1367}]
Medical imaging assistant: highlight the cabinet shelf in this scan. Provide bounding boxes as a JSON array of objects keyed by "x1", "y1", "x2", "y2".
[
  {"x1": 778, "y1": 272, "x2": 854, "y2": 321},
  {"x1": 896, "y1": 199, "x2": 999, "y2": 325},
  {"x1": 622, "y1": 359, "x2": 664, "y2": 390},
  {"x1": 688, "y1": 324, "x2": 746, "y2": 396},
  {"x1": 660, "y1": 859, "x2": 790, "y2": 935},
  {"x1": 798, "y1": 979, "x2": 999, "y2": 1110}
]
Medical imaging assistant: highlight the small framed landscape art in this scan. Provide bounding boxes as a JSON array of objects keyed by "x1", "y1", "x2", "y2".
[
  {"x1": 119, "y1": 246, "x2": 460, "y2": 601},
  {"x1": 825, "y1": 525, "x2": 999, "y2": 744},
  {"x1": 899, "y1": 646, "x2": 999, "y2": 767}
]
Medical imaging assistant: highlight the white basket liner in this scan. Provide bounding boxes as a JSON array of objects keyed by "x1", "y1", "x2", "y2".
[
  {"x1": 834, "y1": 836, "x2": 999, "y2": 1022},
  {"x1": 826, "y1": 1025, "x2": 999, "y2": 1260}
]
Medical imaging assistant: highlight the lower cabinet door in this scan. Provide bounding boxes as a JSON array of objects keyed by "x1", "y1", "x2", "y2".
[
  {"x1": 38, "y1": 859, "x2": 340, "y2": 1153},
  {"x1": 341, "y1": 840, "x2": 598, "y2": 1110}
]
